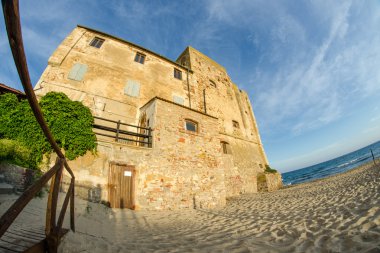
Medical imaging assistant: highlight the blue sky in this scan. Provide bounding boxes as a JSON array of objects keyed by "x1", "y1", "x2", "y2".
[{"x1": 1, "y1": 0, "x2": 380, "y2": 172}]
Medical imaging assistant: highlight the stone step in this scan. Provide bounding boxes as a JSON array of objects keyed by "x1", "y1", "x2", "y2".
[{"x1": 0, "y1": 182, "x2": 14, "y2": 194}]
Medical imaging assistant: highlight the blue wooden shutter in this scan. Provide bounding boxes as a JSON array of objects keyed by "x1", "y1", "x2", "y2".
[
  {"x1": 68, "y1": 63, "x2": 87, "y2": 81},
  {"x1": 173, "y1": 95, "x2": 184, "y2": 105},
  {"x1": 124, "y1": 80, "x2": 140, "y2": 97},
  {"x1": 76, "y1": 64, "x2": 88, "y2": 81},
  {"x1": 68, "y1": 64, "x2": 81, "y2": 80}
]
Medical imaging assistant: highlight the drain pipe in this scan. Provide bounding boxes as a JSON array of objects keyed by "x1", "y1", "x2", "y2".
[
  {"x1": 186, "y1": 66, "x2": 191, "y2": 108},
  {"x1": 203, "y1": 88, "x2": 207, "y2": 114}
]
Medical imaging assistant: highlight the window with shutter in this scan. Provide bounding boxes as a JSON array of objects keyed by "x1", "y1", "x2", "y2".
[
  {"x1": 124, "y1": 80, "x2": 140, "y2": 97},
  {"x1": 68, "y1": 63, "x2": 88, "y2": 81}
]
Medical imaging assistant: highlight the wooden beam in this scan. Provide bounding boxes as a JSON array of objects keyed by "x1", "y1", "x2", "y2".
[
  {"x1": 45, "y1": 168, "x2": 56, "y2": 236},
  {"x1": 49, "y1": 163, "x2": 64, "y2": 233},
  {"x1": 56, "y1": 182, "x2": 73, "y2": 232},
  {"x1": 24, "y1": 239, "x2": 46, "y2": 253}
]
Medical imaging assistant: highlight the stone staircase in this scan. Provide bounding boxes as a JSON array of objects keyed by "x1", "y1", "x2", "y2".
[{"x1": 0, "y1": 174, "x2": 14, "y2": 195}]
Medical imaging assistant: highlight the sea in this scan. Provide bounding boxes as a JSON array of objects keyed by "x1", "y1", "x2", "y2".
[{"x1": 282, "y1": 140, "x2": 380, "y2": 186}]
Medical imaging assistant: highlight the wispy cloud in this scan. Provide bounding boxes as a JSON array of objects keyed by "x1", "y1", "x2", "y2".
[{"x1": 1, "y1": 0, "x2": 379, "y2": 170}]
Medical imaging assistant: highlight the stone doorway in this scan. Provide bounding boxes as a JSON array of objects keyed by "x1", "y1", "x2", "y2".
[{"x1": 108, "y1": 163, "x2": 135, "y2": 209}]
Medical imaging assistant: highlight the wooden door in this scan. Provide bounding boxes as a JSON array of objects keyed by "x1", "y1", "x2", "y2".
[{"x1": 108, "y1": 163, "x2": 135, "y2": 209}]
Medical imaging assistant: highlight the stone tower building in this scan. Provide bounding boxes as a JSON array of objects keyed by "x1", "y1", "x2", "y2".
[{"x1": 34, "y1": 25, "x2": 282, "y2": 210}]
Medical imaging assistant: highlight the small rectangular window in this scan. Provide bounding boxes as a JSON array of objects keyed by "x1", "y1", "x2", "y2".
[
  {"x1": 124, "y1": 80, "x2": 140, "y2": 97},
  {"x1": 134, "y1": 52, "x2": 145, "y2": 64},
  {"x1": 68, "y1": 63, "x2": 88, "y2": 81},
  {"x1": 173, "y1": 95, "x2": 184, "y2": 105},
  {"x1": 209, "y1": 80, "x2": 216, "y2": 88},
  {"x1": 89, "y1": 37, "x2": 104, "y2": 48},
  {"x1": 174, "y1": 68, "x2": 182, "y2": 80},
  {"x1": 232, "y1": 120, "x2": 239, "y2": 128},
  {"x1": 185, "y1": 119, "x2": 197, "y2": 132}
]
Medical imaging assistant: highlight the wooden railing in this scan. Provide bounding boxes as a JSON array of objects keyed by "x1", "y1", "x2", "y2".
[
  {"x1": 93, "y1": 116, "x2": 152, "y2": 147},
  {"x1": 0, "y1": 0, "x2": 76, "y2": 252},
  {"x1": 0, "y1": 158, "x2": 75, "y2": 252}
]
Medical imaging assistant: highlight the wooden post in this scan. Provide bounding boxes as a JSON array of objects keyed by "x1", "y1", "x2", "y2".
[
  {"x1": 70, "y1": 178, "x2": 75, "y2": 232},
  {"x1": 56, "y1": 182, "x2": 74, "y2": 232},
  {"x1": 115, "y1": 120, "x2": 120, "y2": 142},
  {"x1": 45, "y1": 167, "x2": 56, "y2": 235},
  {"x1": 371, "y1": 149, "x2": 376, "y2": 165},
  {"x1": 49, "y1": 161, "x2": 64, "y2": 233},
  {"x1": 148, "y1": 127, "x2": 152, "y2": 148}
]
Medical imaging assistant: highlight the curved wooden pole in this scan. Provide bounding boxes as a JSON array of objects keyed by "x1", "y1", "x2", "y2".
[
  {"x1": 2, "y1": 0, "x2": 65, "y2": 158},
  {"x1": 1, "y1": 0, "x2": 75, "y2": 179}
]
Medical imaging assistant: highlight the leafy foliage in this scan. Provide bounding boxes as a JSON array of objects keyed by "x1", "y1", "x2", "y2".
[
  {"x1": 265, "y1": 165, "x2": 278, "y2": 174},
  {"x1": 0, "y1": 92, "x2": 96, "y2": 169},
  {"x1": 0, "y1": 139, "x2": 33, "y2": 168}
]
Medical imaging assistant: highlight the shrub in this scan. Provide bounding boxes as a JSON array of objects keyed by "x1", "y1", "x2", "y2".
[
  {"x1": 0, "y1": 92, "x2": 97, "y2": 169},
  {"x1": 0, "y1": 139, "x2": 33, "y2": 168},
  {"x1": 265, "y1": 165, "x2": 277, "y2": 174}
]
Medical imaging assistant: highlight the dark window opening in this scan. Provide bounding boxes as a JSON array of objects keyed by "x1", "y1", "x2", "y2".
[
  {"x1": 134, "y1": 52, "x2": 146, "y2": 64},
  {"x1": 90, "y1": 37, "x2": 105, "y2": 48},
  {"x1": 232, "y1": 120, "x2": 239, "y2": 128},
  {"x1": 174, "y1": 68, "x2": 182, "y2": 80},
  {"x1": 221, "y1": 141, "x2": 231, "y2": 154},
  {"x1": 185, "y1": 119, "x2": 197, "y2": 132}
]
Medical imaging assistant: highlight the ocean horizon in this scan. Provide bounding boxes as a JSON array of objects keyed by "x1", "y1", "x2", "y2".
[{"x1": 282, "y1": 140, "x2": 380, "y2": 186}]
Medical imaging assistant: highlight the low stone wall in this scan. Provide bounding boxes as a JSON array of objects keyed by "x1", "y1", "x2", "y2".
[
  {"x1": 257, "y1": 172, "x2": 283, "y2": 192},
  {"x1": 0, "y1": 162, "x2": 35, "y2": 191},
  {"x1": 265, "y1": 173, "x2": 283, "y2": 192}
]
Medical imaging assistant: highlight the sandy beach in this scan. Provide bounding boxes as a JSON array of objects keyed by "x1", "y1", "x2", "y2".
[{"x1": 1, "y1": 162, "x2": 380, "y2": 253}]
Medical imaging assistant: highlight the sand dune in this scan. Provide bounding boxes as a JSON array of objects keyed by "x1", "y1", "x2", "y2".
[{"x1": 1, "y1": 162, "x2": 380, "y2": 252}]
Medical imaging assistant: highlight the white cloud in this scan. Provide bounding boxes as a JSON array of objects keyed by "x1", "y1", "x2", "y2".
[{"x1": 251, "y1": 0, "x2": 380, "y2": 136}]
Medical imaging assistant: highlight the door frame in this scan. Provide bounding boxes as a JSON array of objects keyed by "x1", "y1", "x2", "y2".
[{"x1": 108, "y1": 161, "x2": 136, "y2": 209}]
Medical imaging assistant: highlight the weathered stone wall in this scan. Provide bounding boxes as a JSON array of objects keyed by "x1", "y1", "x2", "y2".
[
  {"x1": 58, "y1": 98, "x2": 226, "y2": 210},
  {"x1": 265, "y1": 173, "x2": 283, "y2": 192},
  {"x1": 35, "y1": 27, "x2": 193, "y2": 126},
  {"x1": 0, "y1": 162, "x2": 35, "y2": 192},
  {"x1": 35, "y1": 26, "x2": 279, "y2": 210},
  {"x1": 177, "y1": 47, "x2": 269, "y2": 195},
  {"x1": 257, "y1": 172, "x2": 283, "y2": 192}
]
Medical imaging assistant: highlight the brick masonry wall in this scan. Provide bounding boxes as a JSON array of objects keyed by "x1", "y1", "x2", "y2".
[{"x1": 60, "y1": 98, "x2": 226, "y2": 210}]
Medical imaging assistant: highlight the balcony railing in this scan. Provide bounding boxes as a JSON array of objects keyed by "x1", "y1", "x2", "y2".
[{"x1": 93, "y1": 116, "x2": 152, "y2": 147}]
